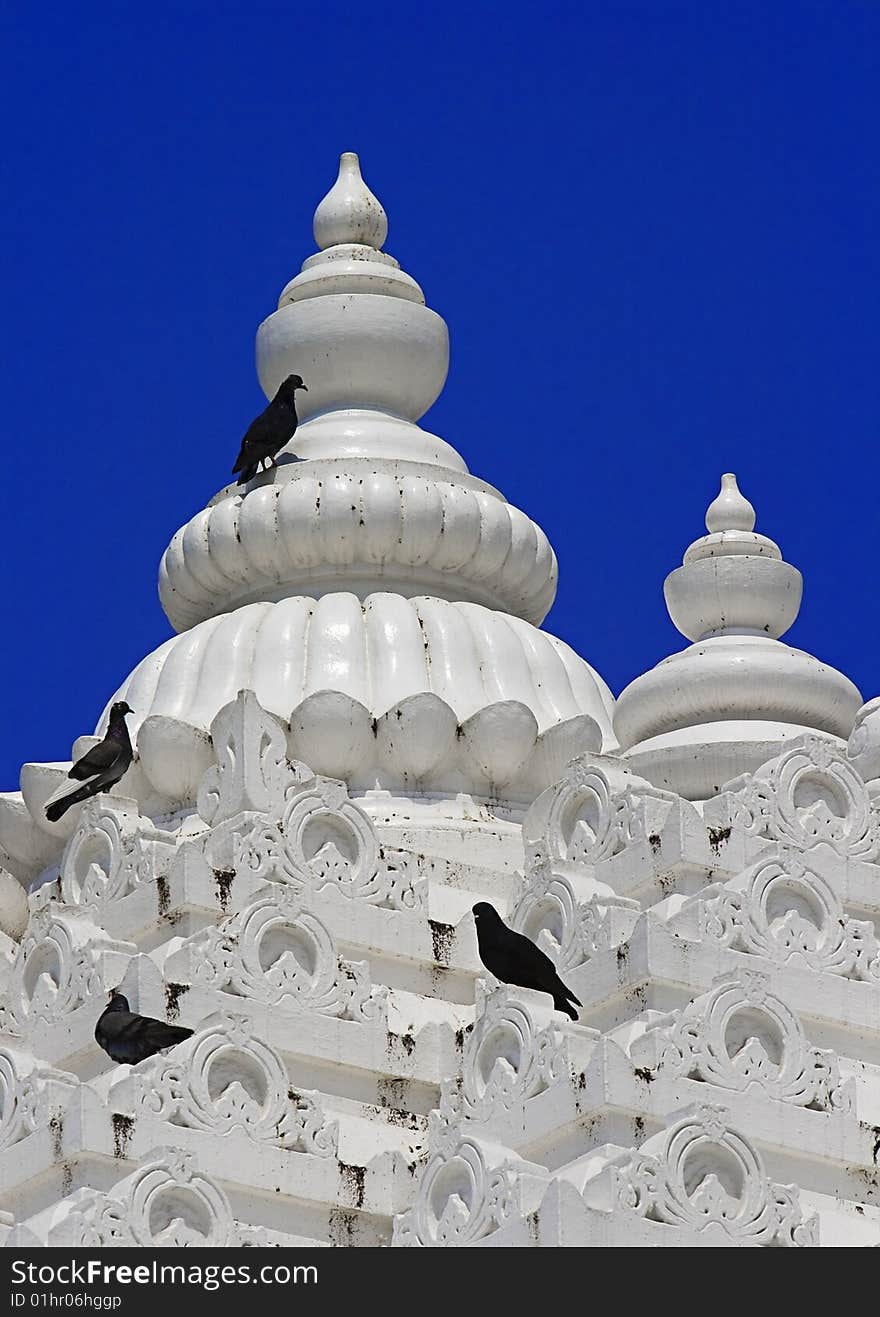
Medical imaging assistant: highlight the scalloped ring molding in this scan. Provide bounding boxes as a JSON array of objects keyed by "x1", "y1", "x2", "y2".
[
  {"x1": 111, "y1": 591, "x2": 614, "y2": 783},
  {"x1": 160, "y1": 462, "x2": 558, "y2": 631},
  {"x1": 3, "y1": 157, "x2": 880, "y2": 1250}
]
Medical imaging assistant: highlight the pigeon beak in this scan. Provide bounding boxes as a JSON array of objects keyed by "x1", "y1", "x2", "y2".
[{"x1": 300, "y1": 384, "x2": 308, "y2": 391}]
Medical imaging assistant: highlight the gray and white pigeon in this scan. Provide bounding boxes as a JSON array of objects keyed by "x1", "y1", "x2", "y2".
[
  {"x1": 232, "y1": 374, "x2": 308, "y2": 485},
  {"x1": 472, "y1": 902, "x2": 582, "y2": 1020},
  {"x1": 45, "y1": 701, "x2": 134, "y2": 823},
  {"x1": 95, "y1": 992, "x2": 193, "y2": 1064}
]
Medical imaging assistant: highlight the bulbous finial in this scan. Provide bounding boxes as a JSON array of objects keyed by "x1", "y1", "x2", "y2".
[
  {"x1": 313, "y1": 152, "x2": 388, "y2": 251},
  {"x1": 260, "y1": 150, "x2": 444, "y2": 436},
  {"x1": 705, "y1": 473, "x2": 756, "y2": 533}
]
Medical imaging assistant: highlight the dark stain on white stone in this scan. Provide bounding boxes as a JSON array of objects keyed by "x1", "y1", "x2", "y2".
[
  {"x1": 707, "y1": 825, "x2": 732, "y2": 854},
  {"x1": 112, "y1": 1113, "x2": 135, "y2": 1159},
  {"x1": 328, "y1": 1207, "x2": 358, "y2": 1246},
  {"x1": 339, "y1": 1162, "x2": 366, "y2": 1209},
  {"x1": 214, "y1": 869, "x2": 235, "y2": 911},
  {"x1": 429, "y1": 919, "x2": 454, "y2": 964},
  {"x1": 165, "y1": 982, "x2": 190, "y2": 1021},
  {"x1": 156, "y1": 874, "x2": 170, "y2": 917}
]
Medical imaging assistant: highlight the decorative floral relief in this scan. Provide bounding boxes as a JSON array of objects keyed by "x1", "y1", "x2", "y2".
[
  {"x1": 197, "y1": 690, "x2": 311, "y2": 827},
  {"x1": 719, "y1": 737, "x2": 880, "y2": 861},
  {"x1": 0, "y1": 909, "x2": 124, "y2": 1033},
  {"x1": 524, "y1": 761, "x2": 644, "y2": 869},
  {"x1": 0, "y1": 1047, "x2": 79, "y2": 1152},
  {"x1": 177, "y1": 889, "x2": 384, "y2": 1020},
  {"x1": 598, "y1": 1105, "x2": 817, "y2": 1246},
  {"x1": 224, "y1": 776, "x2": 424, "y2": 910},
  {"x1": 511, "y1": 858, "x2": 639, "y2": 973},
  {"x1": 392, "y1": 1136, "x2": 521, "y2": 1247},
  {"x1": 439, "y1": 984, "x2": 567, "y2": 1124},
  {"x1": 631, "y1": 974, "x2": 853, "y2": 1112},
  {"x1": 699, "y1": 848, "x2": 880, "y2": 981},
  {"x1": 59, "y1": 798, "x2": 177, "y2": 908},
  {"x1": 48, "y1": 1149, "x2": 241, "y2": 1248},
  {"x1": 110, "y1": 1018, "x2": 337, "y2": 1156}
]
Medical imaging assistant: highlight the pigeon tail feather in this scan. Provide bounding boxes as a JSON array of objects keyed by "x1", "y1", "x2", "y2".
[
  {"x1": 555, "y1": 994, "x2": 580, "y2": 1022},
  {"x1": 46, "y1": 783, "x2": 94, "y2": 823}
]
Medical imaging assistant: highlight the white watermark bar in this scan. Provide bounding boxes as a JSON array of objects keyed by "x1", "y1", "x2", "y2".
[
  {"x1": 2, "y1": 1248, "x2": 557, "y2": 1309},
  {"x1": 2, "y1": 1253, "x2": 320, "y2": 1311}
]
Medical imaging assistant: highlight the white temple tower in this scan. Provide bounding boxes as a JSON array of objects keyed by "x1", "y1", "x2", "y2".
[{"x1": 0, "y1": 154, "x2": 879, "y2": 1248}]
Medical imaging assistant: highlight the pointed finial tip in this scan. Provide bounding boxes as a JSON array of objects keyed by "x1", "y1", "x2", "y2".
[
  {"x1": 313, "y1": 150, "x2": 388, "y2": 252},
  {"x1": 705, "y1": 472, "x2": 756, "y2": 534}
]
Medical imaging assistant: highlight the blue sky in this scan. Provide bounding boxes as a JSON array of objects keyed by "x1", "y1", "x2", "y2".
[{"x1": 1, "y1": 2, "x2": 878, "y2": 783}]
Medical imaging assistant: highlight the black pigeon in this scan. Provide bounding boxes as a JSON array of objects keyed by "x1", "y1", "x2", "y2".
[
  {"x1": 95, "y1": 992, "x2": 193, "y2": 1064},
  {"x1": 232, "y1": 374, "x2": 308, "y2": 485},
  {"x1": 472, "y1": 902, "x2": 582, "y2": 1021},
  {"x1": 45, "y1": 701, "x2": 135, "y2": 823}
]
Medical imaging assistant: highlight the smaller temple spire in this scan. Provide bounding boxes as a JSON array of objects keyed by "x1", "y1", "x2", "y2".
[
  {"x1": 614, "y1": 471, "x2": 862, "y2": 797},
  {"x1": 313, "y1": 151, "x2": 388, "y2": 250}
]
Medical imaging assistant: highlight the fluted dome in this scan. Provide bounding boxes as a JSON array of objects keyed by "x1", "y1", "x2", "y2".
[
  {"x1": 160, "y1": 464, "x2": 557, "y2": 631},
  {"x1": 105, "y1": 593, "x2": 615, "y2": 747}
]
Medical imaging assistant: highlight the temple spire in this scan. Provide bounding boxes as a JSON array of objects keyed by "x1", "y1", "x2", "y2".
[{"x1": 614, "y1": 471, "x2": 862, "y2": 798}]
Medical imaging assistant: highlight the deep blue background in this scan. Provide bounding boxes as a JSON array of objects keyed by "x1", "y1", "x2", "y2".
[{"x1": 2, "y1": 2, "x2": 878, "y2": 784}]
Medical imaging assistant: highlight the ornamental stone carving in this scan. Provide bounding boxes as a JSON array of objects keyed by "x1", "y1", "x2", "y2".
[
  {"x1": 197, "y1": 691, "x2": 311, "y2": 826},
  {"x1": 49, "y1": 1149, "x2": 239, "y2": 1248},
  {"x1": 110, "y1": 1017, "x2": 337, "y2": 1155},
  {"x1": 392, "y1": 1135, "x2": 523, "y2": 1247},
  {"x1": 630, "y1": 975, "x2": 853, "y2": 1111},
  {"x1": 0, "y1": 1046, "x2": 79, "y2": 1152},
  {"x1": 167, "y1": 889, "x2": 383, "y2": 1019},
  {"x1": 59, "y1": 798, "x2": 176, "y2": 908},
  {"x1": 585, "y1": 1106, "x2": 817, "y2": 1246},
  {"x1": 0, "y1": 910, "x2": 130, "y2": 1032},
  {"x1": 222, "y1": 776, "x2": 424, "y2": 910},
  {"x1": 696, "y1": 848, "x2": 880, "y2": 981},
  {"x1": 711, "y1": 736, "x2": 880, "y2": 861},
  {"x1": 446, "y1": 984, "x2": 567, "y2": 1122},
  {"x1": 524, "y1": 760, "x2": 643, "y2": 868},
  {"x1": 510, "y1": 860, "x2": 639, "y2": 973}
]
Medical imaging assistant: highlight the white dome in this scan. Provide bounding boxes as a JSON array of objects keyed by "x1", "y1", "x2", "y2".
[{"x1": 106, "y1": 593, "x2": 615, "y2": 747}]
